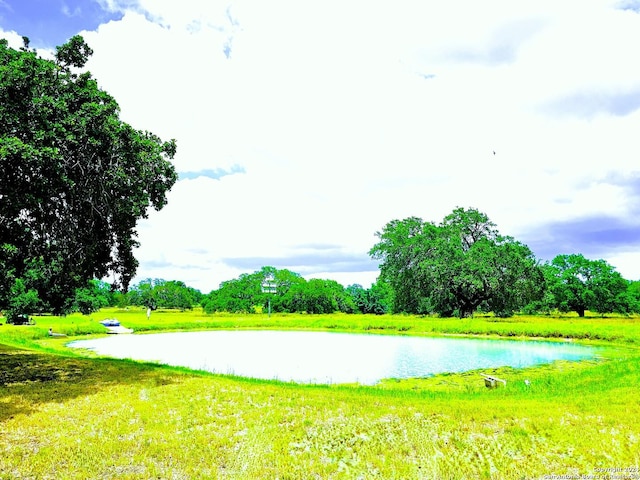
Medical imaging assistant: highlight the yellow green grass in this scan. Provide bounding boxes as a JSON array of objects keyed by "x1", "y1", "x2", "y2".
[{"x1": 1, "y1": 308, "x2": 639, "y2": 479}]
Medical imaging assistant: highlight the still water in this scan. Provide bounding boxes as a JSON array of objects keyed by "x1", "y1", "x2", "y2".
[{"x1": 68, "y1": 330, "x2": 597, "y2": 385}]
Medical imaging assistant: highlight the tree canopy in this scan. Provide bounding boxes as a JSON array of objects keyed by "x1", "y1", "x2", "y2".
[
  {"x1": 542, "y1": 254, "x2": 631, "y2": 317},
  {"x1": 125, "y1": 278, "x2": 202, "y2": 311},
  {"x1": 370, "y1": 207, "x2": 545, "y2": 317},
  {"x1": 0, "y1": 36, "x2": 177, "y2": 318}
]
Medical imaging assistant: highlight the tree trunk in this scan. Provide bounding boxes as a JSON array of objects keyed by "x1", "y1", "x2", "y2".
[{"x1": 459, "y1": 304, "x2": 475, "y2": 318}]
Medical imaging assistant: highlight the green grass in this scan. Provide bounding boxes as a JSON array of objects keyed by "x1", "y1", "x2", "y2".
[{"x1": 1, "y1": 308, "x2": 639, "y2": 479}]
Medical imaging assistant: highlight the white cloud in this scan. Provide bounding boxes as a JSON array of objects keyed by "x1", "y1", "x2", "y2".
[{"x1": 0, "y1": 28, "x2": 23, "y2": 48}]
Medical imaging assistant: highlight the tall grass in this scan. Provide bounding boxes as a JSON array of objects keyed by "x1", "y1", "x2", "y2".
[
  {"x1": 9, "y1": 307, "x2": 640, "y2": 344},
  {"x1": 1, "y1": 308, "x2": 639, "y2": 479}
]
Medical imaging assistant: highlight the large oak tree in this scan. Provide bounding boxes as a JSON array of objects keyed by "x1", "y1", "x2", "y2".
[
  {"x1": 0, "y1": 36, "x2": 177, "y2": 317},
  {"x1": 370, "y1": 207, "x2": 544, "y2": 317}
]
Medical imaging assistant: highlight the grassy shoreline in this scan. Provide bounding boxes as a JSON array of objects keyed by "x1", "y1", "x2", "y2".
[{"x1": 2, "y1": 308, "x2": 639, "y2": 479}]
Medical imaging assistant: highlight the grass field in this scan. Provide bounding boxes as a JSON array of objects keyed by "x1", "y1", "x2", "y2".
[{"x1": 1, "y1": 308, "x2": 639, "y2": 479}]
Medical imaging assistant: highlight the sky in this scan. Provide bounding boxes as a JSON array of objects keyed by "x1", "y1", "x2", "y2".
[{"x1": 2, "y1": 0, "x2": 640, "y2": 293}]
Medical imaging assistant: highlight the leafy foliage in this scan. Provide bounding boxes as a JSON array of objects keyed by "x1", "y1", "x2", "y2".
[
  {"x1": 370, "y1": 207, "x2": 545, "y2": 317},
  {"x1": 627, "y1": 281, "x2": 640, "y2": 313},
  {"x1": 5, "y1": 278, "x2": 40, "y2": 323},
  {"x1": 0, "y1": 36, "x2": 177, "y2": 317},
  {"x1": 201, "y1": 266, "x2": 383, "y2": 315},
  {"x1": 542, "y1": 254, "x2": 632, "y2": 316},
  {"x1": 287, "y1": 278, "x2": 353, "y2": 314},
  {"x1": 73, "y1": 279, "x2": 112, "y2": 315},
  {"x1": 346, "y1": 281, "x2": 393, "y2": 314},
  {"x1": 203, "y1": 272, "x2": 265, "y2": 313},
  {"x1": 125, "y1": 278, "x2": 202, "y2": 311}
]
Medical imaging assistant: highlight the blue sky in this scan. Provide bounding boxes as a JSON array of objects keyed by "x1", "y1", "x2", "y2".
[
  {"x1": 2, "y1": 1, "x2": 640, "y2": 292},
  {"x1": 0, "y1": 0, "x2": 123, "y2": 48}
]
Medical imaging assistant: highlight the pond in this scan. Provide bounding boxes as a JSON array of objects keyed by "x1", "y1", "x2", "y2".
[{"x1": 68, "y1": 330, "x2": 598, "y2": 385}]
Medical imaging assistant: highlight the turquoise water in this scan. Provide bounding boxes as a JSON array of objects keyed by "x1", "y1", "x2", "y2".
[{"x1": 68, "y1": 330, "x2": 597, "y2": 385}]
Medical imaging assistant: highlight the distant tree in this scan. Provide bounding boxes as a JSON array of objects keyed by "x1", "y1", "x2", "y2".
[
  {"x1": 261, "y1": 267, "x2": 305, "y2": 313},
  {"x1": 201, "y1": 291, "x2": 219, "y2": 314},
  {"x1": 110, "y1": 290, "x2": 129, "y2": 309},
  {"x1": 154, "y1": 280, "x2": 201, "y2": 310},
  {"x1": 187, "y1": 285, "x2": 204, "y2": 307},
  {"x1": 346, "y1": 281, "x2": 393, "y2": 314},
  {"x1": 346, "y1": 284, "x2": 367, "y2": 312},
  {"x1": 544, "y1": 254, "x2": 631, "y2": 317},
  {"x1": 330, "y1": 280, "x2": 357, "y2": 313},
  {"x1": 127, "y1": 278, "x2": 159, "y2": 309},
  {"x1": 202, "y1": 273, "x2": 260, "y2": 313},
  {"x1": 126, "y1": 278, "x2": 201, "y2": 310},
  {"x1": 627, "y1": 281, "x2": 640, "y2": 313},
  {"x1": 288, "y1": 279, "x2": 341, "y2": 314},
  {"x1": 370, "y1": 207, "x2": 544, "y2": 317},
  {"x1": 73, "y1": 279, "x2": 112, "y2": 315},
  {"x1": 367, "y1": 280, "x2": 393, "y2": 314},
  {"x1": 0, "y1": 35, "x2": 177, "y2": 318}
]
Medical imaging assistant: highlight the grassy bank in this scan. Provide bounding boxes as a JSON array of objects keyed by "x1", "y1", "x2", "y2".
[
  {"x1": 8, "y1": 306, "x2": 640, "y2": 344},
  {"x1": 1, "y1": 308, "x2": 639, "y2": 479}
]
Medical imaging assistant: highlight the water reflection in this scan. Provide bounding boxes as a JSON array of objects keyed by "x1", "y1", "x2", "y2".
[{"x1": 68, "y1": 330, "x2": 597, "y2": 385}]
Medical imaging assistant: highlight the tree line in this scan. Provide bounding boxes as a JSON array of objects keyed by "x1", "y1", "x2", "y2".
[
  {"x1": 370, "y1": 207, "x2": 640, "y2": 317},
  {"x1": 8, "y1": 271, "x2": 392, "y2": 318},
  {"x1": 200, "y1": 266, "x2": 392, "y2": 315},
  {"x1": 6, "y1": 205, "x2": 640, "y2": 320},
  {"x1": 46, "y1": 205, "x2": 640, "y2": 318},
  {"x1": 199, "y1": 207, "x2": 640, "y2": 318},
  {"x1": 71, "y1": 278, "x2": 204, "y2": 314}
]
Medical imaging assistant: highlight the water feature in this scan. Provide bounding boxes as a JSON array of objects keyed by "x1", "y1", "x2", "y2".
[{"x1": 68, "y1": 330, "x2": 598, "y2": 385}]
